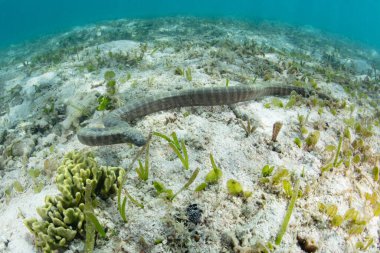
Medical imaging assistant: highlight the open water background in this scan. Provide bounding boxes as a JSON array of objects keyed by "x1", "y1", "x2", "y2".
[{"x1": 0, "y1": 0, "x2": 379, "y2": 50}]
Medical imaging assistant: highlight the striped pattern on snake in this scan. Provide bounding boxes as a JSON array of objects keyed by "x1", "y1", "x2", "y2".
[{"x1": 77, "y1": 85, "x2": 332, "y2": 146}]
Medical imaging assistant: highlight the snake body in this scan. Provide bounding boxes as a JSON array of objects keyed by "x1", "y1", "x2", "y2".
[{"x1": 77, "y1": 85, "x2": 330, "y2": 146}]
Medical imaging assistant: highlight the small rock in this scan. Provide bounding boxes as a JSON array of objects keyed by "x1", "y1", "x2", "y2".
[
  {"x1": 10, "y1": 138, "x2": 35, "y2": 157},
  {"x1": 9, "y1": 96, "x2": 23, "y2": 107},
  {"x1": 32, "y1": 118, "x2": 50, "y2": 134},
  {"x1": 221, "y1": 232, "x2": 238, "y2": 250},
  {"x1": 40, "y1": 133, "x2": 57, "y2": 147},
  {"x1": 297, "y1": 235, "x2": 318, "y2": 253}
]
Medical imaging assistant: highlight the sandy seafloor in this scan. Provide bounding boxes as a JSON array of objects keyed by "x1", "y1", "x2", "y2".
[{"x1": 0, "y1": 17, "x2": 379, "y2": 253}]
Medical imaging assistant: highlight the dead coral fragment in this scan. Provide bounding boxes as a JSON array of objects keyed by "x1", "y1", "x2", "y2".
[{"x1": 271, "y1": 121, "x2": 283, "y2": 142}]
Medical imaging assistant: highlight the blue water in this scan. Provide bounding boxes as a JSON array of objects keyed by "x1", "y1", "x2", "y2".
[{"x1": 0, "y1": 0, "x2": 380, "y2": 50}]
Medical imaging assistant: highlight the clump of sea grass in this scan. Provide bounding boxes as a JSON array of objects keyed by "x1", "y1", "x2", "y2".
[
  {"x1": 154, "y1": 132, "x2": 189, "y2": 170},
  {"x1": 239, "y1": 119, "x2": 256, "y2": 137},
  {"x1": 305, "y1": 131, "x2": 320, "y2": 150},
  {"x1": 275, "y1": 180, "x2": 300, "y2": 245}
]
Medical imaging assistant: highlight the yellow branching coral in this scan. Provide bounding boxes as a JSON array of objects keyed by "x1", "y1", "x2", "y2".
[{"x1": 24, "y1": 151, "x2": 125, "y2": 253}]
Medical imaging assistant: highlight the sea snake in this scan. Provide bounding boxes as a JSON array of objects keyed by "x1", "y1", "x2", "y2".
[{"x1": 77, "y1": 85, "x2": 331, "y2": 146}]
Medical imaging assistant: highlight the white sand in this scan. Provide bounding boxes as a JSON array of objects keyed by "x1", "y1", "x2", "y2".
[{"x1": 0, "y1": 18, "x2": 379, "y2": 253}]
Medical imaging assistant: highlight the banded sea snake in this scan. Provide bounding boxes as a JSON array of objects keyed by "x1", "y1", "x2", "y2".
[{"x1": 77, "y1": 85, "x2": 332, "y2": 146}]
